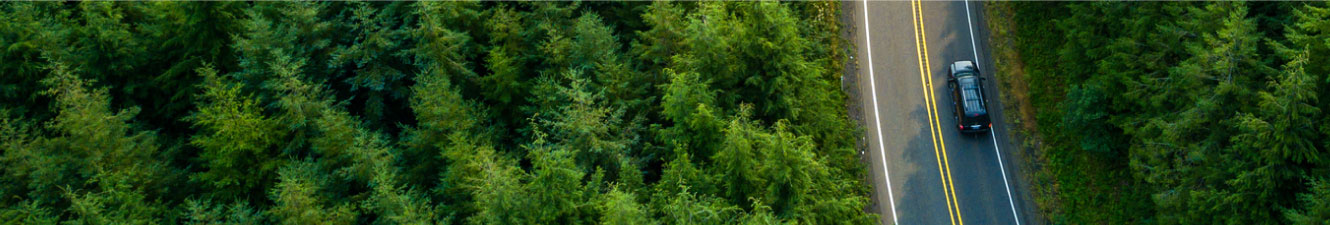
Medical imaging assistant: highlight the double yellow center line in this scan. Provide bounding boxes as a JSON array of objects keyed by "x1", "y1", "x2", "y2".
[{"x1": 910, "y1": 1, "x2": 964, "y2": 224}]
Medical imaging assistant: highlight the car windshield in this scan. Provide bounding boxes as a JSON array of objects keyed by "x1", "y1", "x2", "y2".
[{"x1": 958, "y1": 77, "x2": 986, "y2": 116}]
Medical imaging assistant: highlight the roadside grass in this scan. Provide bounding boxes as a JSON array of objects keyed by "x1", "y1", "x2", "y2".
[
  {"x1": 983, "y1": 2, "x2": 1154, "y2": 224},
  {"x1": 982, "y1": 2, "x2": 1058, "y2": 223}
]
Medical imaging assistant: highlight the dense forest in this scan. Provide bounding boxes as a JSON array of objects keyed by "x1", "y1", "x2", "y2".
[
  {"x1": 1002, "y1": 1, "x2": 1330, "y2": 224},
  {"x1": 0, "y1": 1, "x2": 877, "y2": 224}
]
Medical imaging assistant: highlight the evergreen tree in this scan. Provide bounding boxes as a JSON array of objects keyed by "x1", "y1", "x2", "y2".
[
  {"x1": 328, "y1": 2, "x2": 415, "y2": 129},
  {"x1": 466, "y1": 144, "x2": 530, "y2": 225},
  {"x1": 183, "y1": 199, "x2": 266, "y2": 225},
  {"x1": 660, "y1": 68, "x2": 722, "y2": 159},
  {"x1": 656, "y1": 187, "x2": 741, "y2": 225},
  {"x1": 40, "y1": 62, "x2": 175, "y2": 224},
  {"x1": 137, "y1": 2, "x2": 245, "y2": 134},
  {"x1": 1285, "y1": 177, "x2": 1330, "y2": 225},
  {"x1": 268, "y1": 161, "x2": 357, "y2": 225},
  {"x1": 0, "y1": 2, "x2": 877, "y2": 223},
  {"x1": 599, "y1": 186, "x2": 655, "y2": 225},
  {"x1": 535, "y1": 70, "x2": 631, "y2": 175},
  {"x1": 0, "y1": 2, "x2": 61, "y2": 120},
  {"x1": 186, "y1": 65, "x2": 285, "y2": 201},
  {"x1": 631, "y1": 1, "x2": 685, "y2": 74},
  {"x1": 0, "y1": 200, "x2": 58, "y2": 225}
]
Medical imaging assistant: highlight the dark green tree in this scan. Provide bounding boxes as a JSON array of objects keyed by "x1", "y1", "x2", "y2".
[
  {"x1": 1285, "y1": 177, "x2": 1330, "y2": 225},
  {"x1": 327, "y1": 2, "x2": 415, "y2": 128}
]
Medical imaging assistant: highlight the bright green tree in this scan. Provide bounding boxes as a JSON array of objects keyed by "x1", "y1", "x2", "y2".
[
  {"x1": 183, "y1": 199, "x2": 266, "y2": 225},
  {"x1": 39, "y1": 62, "x2": 174, "y2": 224},
  {"x1": 185, "y1": 65, "x2": 285, "y2": 200},
  {"x1": 599, "y1": 186, "x2": 655, "y2": 225},
  {"x1": 660, "y1": 68, "x2": 722, "y2": 159},
  {"x1": 268, "y1": 161, "x2": 357, "y2": 225}
]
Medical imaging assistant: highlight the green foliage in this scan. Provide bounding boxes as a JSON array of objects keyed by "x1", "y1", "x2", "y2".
[
  {"x1": 710, "y1": 111, "x2": 868, "y2": 222},
  {"x1": 63, "y1": 176, "x2": 166, "y2": 225},
  {"x1": 524, "y1": 143, "x2": 593, "y2": 224},
  {"x1": 1282, "y1": 2, "x2": 1330, "y2": 81},
  {"x1": 566, "y1": 13, "x2": 651, "y2": 113},
  {"x1": 402, "y1": 12, "x2": 481, "y2": 187},
  {"x1": 465, "y1": 143, "x2": 529, "y2": 225},
  {"x1": 328, "y1": 2, "x2": 415, "y2": 128},
  {"x1": 534, "y1": 71, "x2": 632, "y2": 174},
  {"x1": 1060, "y1": 83, "x2": 1113, "y2": 153},
  {"x1": 1007, "y1": 1, "x2": 1330, "y2": 224},
  {"x1": 232, "y1": 2, "x2": 331, "y2": 87},
  {"x1": 363, "y1": 166, "x2": 441, "y2": 225},
  {"x1": 0, "y1": 200, "x2": 58, "y2": 225},
  {"x1": 0, "y1": 2, "x2": 60, "y2": 120},
  {"x1": 137, "y1": 2, "x2": 245, "y2": 134},
  {"x1": 632, "y1": 1, "x2": 685, "y2": 74},
  {"x1": 1286, "y1": 177, "x2": 1330, "y2": 225},
  {"x1": 0, "y1": 2, "x2": 870, "y2": 224},
  {"x1": 186, "y1": 65, "x2": 285, "y2": 199},
  {"x1": 660, "y1": 68, "x2": 722, "y2": 158},
  {"x1": 267, "y1": 161, "x2": 357, "y2": 225},
  {"x1": 599, "y1": 187, "x2": 655, "y2": 225},
  {"x1": 183, "y1": 199, "x2": 265, "y2": 225},
  {"x1": 655, "y1": 187, "x2": 741, "y2": 225},
  {"x1": 0, "y1": 114, "x2": 41, "y2": 204}
]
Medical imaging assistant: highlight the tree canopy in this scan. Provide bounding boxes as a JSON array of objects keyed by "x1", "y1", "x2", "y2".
[
  {"x1": 0, "y1": 1, "x2": 873, "y2": 224},
  {"x1": 1005, "y1": 1, "x2": 1330, "y2": 224}
]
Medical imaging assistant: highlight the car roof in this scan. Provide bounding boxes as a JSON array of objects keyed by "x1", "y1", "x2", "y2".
[
  {"x1": 958, "y1": 77, "x2": 986, "y2": 116},
  {"x1": 953, "y1": 61, "x2": 977, "y2": 73}
]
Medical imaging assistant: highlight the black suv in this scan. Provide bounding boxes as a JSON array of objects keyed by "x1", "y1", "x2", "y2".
[{"x1": 947, "y1": 61, "x2": 991, "y2": 133}]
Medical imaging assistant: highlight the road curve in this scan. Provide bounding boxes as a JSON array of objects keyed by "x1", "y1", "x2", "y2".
[{"x1": 846, "y1": 1, "x2": 1039, "y2": 224}]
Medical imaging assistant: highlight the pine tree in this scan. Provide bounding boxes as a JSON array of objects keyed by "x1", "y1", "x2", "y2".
[
  {"x1": 0, "y1": 2, "x2": 880, "y2": 223},
  {"x1": 0, "y1": 200, "x2": 58, "y2": 225},
  {"x1": 660, "y1": 68, "x2": 722, "y2": 159},
  {"x1": 137, "y1": 2, "x2": 244, "y2": 134},
  {"x1": 524, "y1": 136, "x2": 594, "y2": 224},
  {"x1": 632, "y1": 1, "x2": 685, "y2": 74},
  {"x1": 536, "y1": 70, "x2": 630, "y2": 174},
  {"x1": 0, "y1": 2, "x2": 61, "y2": 120},
  {"x1": 467, "y1": 144, "x2": 531, "y2": 225},
  {"x1": 183, "y1": 199, "x2": 266, "y2": 225},
  {"x1": 402, "y1": 0, "x2": 484, "y2": 189},
  {"x1": 328, "y1": 2, "x2": 415, "y2": 128},
  {"x1": 656, "y1": 187, "x2": 740, "y2": 225},
  {"x1": 598, "y1": 186, "x2": 655, "y2": 225},
  {"x1": 41, "y1": 62, "x2": 173, "y2": 225},
  {"x1": 268, "y1": 161, "x2": 357, "y2": 225},
  {"x1": 711, "y1": 107, "x2": 767, "y2": 209},
  {"x1": 1285, "y1": 177, "x2": 1330, "y2": 225},
  {"x1": 186, "y1": 64, "x2": 285, "y2": 200},
  {"x1": 1282, "y1": 2, "x2": 1330, "y2": 80}
]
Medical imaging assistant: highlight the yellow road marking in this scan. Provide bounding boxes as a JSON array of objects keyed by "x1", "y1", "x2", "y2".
[{"x1": 911, "y1": 1, "x2": 964, "y2": 224}]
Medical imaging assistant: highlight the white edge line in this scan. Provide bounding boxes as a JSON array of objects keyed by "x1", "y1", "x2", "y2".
[
  {"x1": 965, "y1": 1, "x2": 1021, "y2": 225},
  {"x1": 862, "y1": 0, "x2": 899, "y2": 224}
]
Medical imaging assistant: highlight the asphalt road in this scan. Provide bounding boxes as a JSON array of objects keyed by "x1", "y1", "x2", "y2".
[{"x1": 847, "y1": 1, "x2": 1038, "y2": 224}]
